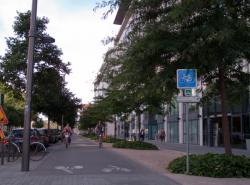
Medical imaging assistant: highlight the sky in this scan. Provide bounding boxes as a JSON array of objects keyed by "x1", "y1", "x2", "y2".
[{"x1": 0, "y1": 0, "x2": 120, "y2": 104}]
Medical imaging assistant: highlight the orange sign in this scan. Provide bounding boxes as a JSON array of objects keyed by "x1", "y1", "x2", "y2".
[{"x1": 0, "y1": 105, "x2": 8, "y2": 124}]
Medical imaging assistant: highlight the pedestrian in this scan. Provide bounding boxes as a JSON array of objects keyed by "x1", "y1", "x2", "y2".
[
  {"x1": 139, "y1": 128, "x2": 145, "y2": 141},
  {"x1": 159, "y1": 128, "x2": 165, "y2": 143}
]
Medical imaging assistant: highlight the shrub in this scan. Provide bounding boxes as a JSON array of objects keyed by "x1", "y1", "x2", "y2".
[
  {"x1": 83, "y1": 133, "x2": 97, "y2": 140},
  {"x1": 168, "y1": 153, "x2": 250, "y2": 178},
  {"x1": 102, "y1": 136, "x2": 124, "y2": 143},
  {"x1": 113, "y1": 140, "x2": 158, "y2": 150}
]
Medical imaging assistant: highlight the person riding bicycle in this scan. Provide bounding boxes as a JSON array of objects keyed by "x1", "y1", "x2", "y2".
[
  {"x1": 95, "y1": 122, "x2": 104, "y2": 147},
  {"x1": 63, "y1": 124, "x2": 72, "y2": 144},
  {"x1": 95, "y1": 122, "x2": 104, "y2": 136}
]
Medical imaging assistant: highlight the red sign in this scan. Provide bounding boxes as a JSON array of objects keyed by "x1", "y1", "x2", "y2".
[{"x1": 0, "y1": 105, "x2": 8, "y2": 124}]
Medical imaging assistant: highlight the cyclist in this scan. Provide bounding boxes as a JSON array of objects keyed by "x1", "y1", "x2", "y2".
[
  {"x1": 63, "y1": 124, "x2": 72, "y2": 147},
  {"x1": 95, "y1": 122, "x2": 104, "y2": 148}
]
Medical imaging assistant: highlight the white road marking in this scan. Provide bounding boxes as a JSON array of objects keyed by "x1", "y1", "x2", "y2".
[
  {"x1": 55, "y1": 165, "x2": 84, "y2": 174},
  {"x1": 55, "y1": 166, "x2": 73, "y2": 174},
  {"x1": 102, "y1": 165, "x2": 131, "y2": 173},
  {"x1": 102, "y1": 168, "x2": 113, "y2": 173},
  {"x1": 73, "y1": 165, "x2": 84, "y2": 169}
]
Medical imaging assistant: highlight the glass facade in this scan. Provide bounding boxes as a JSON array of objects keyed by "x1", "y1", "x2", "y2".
[
  {"x1": 183, "y1": 119, "x2": 199, "y2": 144},
  {"x1": 167, "y1": 121, "x2": 179, "y2": 143},
  {"x1": 202, "y1": 85, "x2": 250, "y2": 148}
]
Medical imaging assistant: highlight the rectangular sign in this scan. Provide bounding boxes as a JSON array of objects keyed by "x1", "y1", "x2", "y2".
[
  {"x1": 183, "y1": 89, "x2": 192, "y2": 96},
  {"x1": 176, "y1": 96, "x2": 200, "y2": 103},
  {"x1": 177, "y1": 69, "x2": 197, "y2": 89}
]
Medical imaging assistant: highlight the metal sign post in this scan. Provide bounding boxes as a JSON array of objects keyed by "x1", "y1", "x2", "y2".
[
  {"x1": 185, "y1": 103, "x2": 189, "y2": 174},
  {"x1": 22, "y1": 0, "x2": 37, "y2": 172},
  {"x1": 177, "y1": 69, "x2": 198, "y2": 174},
  {"x1": 1, "y1": 124, "x2": 4, "y2": 165}
]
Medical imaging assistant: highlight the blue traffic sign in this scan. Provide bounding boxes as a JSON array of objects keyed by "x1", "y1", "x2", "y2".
[{"x1": 177, "y1": 69, "x2": 197, "y2": 89}]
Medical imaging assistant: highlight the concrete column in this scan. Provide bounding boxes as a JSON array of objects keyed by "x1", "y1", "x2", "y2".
[
  {"x1": 164, "y1": 114, "x2": 168, "y2": 142},
  {"x1": 129, "y1": 115, "x2": 132, "y2": 141},
  {"x1": 141, "y1": 113, "x2": 144, "y2": 129},
  {"x1": 179, "y1": 102, "x2": 184, "y2": 144},
  {"x1": 199, "y1": 106, "x2": 203, "y2": 146},
  {"x1": 135, "y1": 114, "x2": 139, "y2": 135}
]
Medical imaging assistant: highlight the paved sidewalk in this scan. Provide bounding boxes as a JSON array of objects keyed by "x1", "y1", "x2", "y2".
[
  {"x1": 1, "y1": 137, "x2": 250, "y2": 185},
  {"x1": 100, "y1": 140, "x2": 250, "y2": 185},
  {"x1": 147, "y1": 140, "x2": 250, "y2": 156}
]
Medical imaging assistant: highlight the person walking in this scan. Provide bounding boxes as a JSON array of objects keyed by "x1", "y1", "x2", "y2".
[
  {"x1": 159, "y1": 128, "x2": 165, "y2": 143},
  {"x1": 139, "y1": 128, "x2": 145, "y2": 141}
]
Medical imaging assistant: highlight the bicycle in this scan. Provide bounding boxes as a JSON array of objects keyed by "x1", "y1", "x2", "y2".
[
  {"x1": 29, "y1": 141, "x2": 47, "y2": 161},
  {"x1": 64, "y1": 133, "x2": 70, "y2": 149},
  {"x1": 98, "y1": 134, "x2": 103, "y2": 148},
  {"x1": 1, "y1": 139, "x2": 47, "y2": 161},
  {"x1": 1, "y1": 140, "x2": 20, "y2": 162}
]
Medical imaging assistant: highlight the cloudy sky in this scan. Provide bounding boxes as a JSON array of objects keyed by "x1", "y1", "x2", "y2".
[{"x1": 0, "y1": 0, "x2": 119, "y2": 103}]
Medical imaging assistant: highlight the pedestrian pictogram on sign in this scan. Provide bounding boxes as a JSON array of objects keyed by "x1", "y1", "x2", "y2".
[{"x1": 0, "y1": 105, "x2": 8, "y2": 124}]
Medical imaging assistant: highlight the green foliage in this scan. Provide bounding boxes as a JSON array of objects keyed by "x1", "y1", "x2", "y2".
[
  {"x1": 83, "y1": 134, "x2": 124, "y2": 143},
  {"x1": 0, "y1": 83, "x2": 24, "y2": 127},
  {"x1": 0, "y1": 11, "x2": 81, "y2": 127},
  {"x1": 83, "y1": 133, "x2": 98, "y2": 140},
  {"x1": 112, "y1": 140, "x2": 158, "y2": 150},
  {"x1": 102, "y1": 136, "x2": 124, "y2": 143},
  {"x1": 97, "y1": 0, "x2": 250, "y2": 154},
  {"x1": 79, "y1": 101, "x2": 113, "y2": 130},
  {"x1": 168, "y1": 153, "x2": 250, "y2": 178}
]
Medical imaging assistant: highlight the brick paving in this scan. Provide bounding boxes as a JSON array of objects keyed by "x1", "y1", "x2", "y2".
[
  {"x1": 104, "y1": 142, "x2": 250, "y2": 185},
  {"x1": 0, "y1": 137, "x2": 249, "y2": 185}
]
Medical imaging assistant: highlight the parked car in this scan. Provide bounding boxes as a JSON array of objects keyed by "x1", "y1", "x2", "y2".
[
  {"x1": 48, "y1": 129, "x2": 61, "y2": 143},
  {"x1": 8, "y1": 128, "x2": 46, "y2": 146},
  {"x1": 8, "y1": 128, "x2": 24, "y2": 144},
  {"x1": 37, "y1": 128, "x2": 50, "y2": 147}
]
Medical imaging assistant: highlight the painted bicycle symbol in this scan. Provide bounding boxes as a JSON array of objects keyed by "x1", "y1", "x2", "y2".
[
  {"x1": 181, "y1": 74, "x2": 193, "y2": 83},
  {"x1": 177, "y1": 69, "x2": 197, "y2": 89}
]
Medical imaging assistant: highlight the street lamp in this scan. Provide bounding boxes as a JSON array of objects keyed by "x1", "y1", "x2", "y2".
[{"x1": 21, "y1": 0, "x2": 55, "y2": 171}]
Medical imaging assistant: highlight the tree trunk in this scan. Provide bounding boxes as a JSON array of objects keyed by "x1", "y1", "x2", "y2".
[{"x1": 218, "y1": 68, "x2": 232, "y2": 154}]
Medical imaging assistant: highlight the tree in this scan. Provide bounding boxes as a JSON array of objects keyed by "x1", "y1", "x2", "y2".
[
  {"x1": 0, "y1": 82, "x2": 24, "y2": 127},
  {"x1": 97, "y1": 0, "x2": 250, "y2": 154},
  {"x1": 0, "y1": 11, "x2": 80, "y2": 127}
]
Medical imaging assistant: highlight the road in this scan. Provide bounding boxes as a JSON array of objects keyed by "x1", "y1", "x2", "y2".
[{"x1": 0, "y1": 135, "x2": 180, "y2": 185}]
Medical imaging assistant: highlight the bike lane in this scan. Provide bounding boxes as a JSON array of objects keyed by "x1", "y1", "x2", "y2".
[{"x1": 0, "y1": 135, "x2": 180, "y2": 185}]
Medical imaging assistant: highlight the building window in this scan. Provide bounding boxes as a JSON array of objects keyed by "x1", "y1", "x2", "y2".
[
  {"x1": 167, "y1": 121, "x2": 179, "y2": 143},
  {"x1": 183, "y1": 119, "x2": 199, "y2": 145},
  {"x1": 232, "y1": 117, "x2": 241, "y2": 133}
]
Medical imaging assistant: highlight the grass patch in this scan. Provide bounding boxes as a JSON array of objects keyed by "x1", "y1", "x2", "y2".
[
  {"x1": 168, "y1": 153, "x2": 250, "y2": 178},
  {"x1": 113, "y1": 140, "x2": 158, "y2": 150}
]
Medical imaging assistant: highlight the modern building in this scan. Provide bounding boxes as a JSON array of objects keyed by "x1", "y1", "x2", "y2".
[{"x1": 97, "y1": 1, "x2": 250, "y2": 148}]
